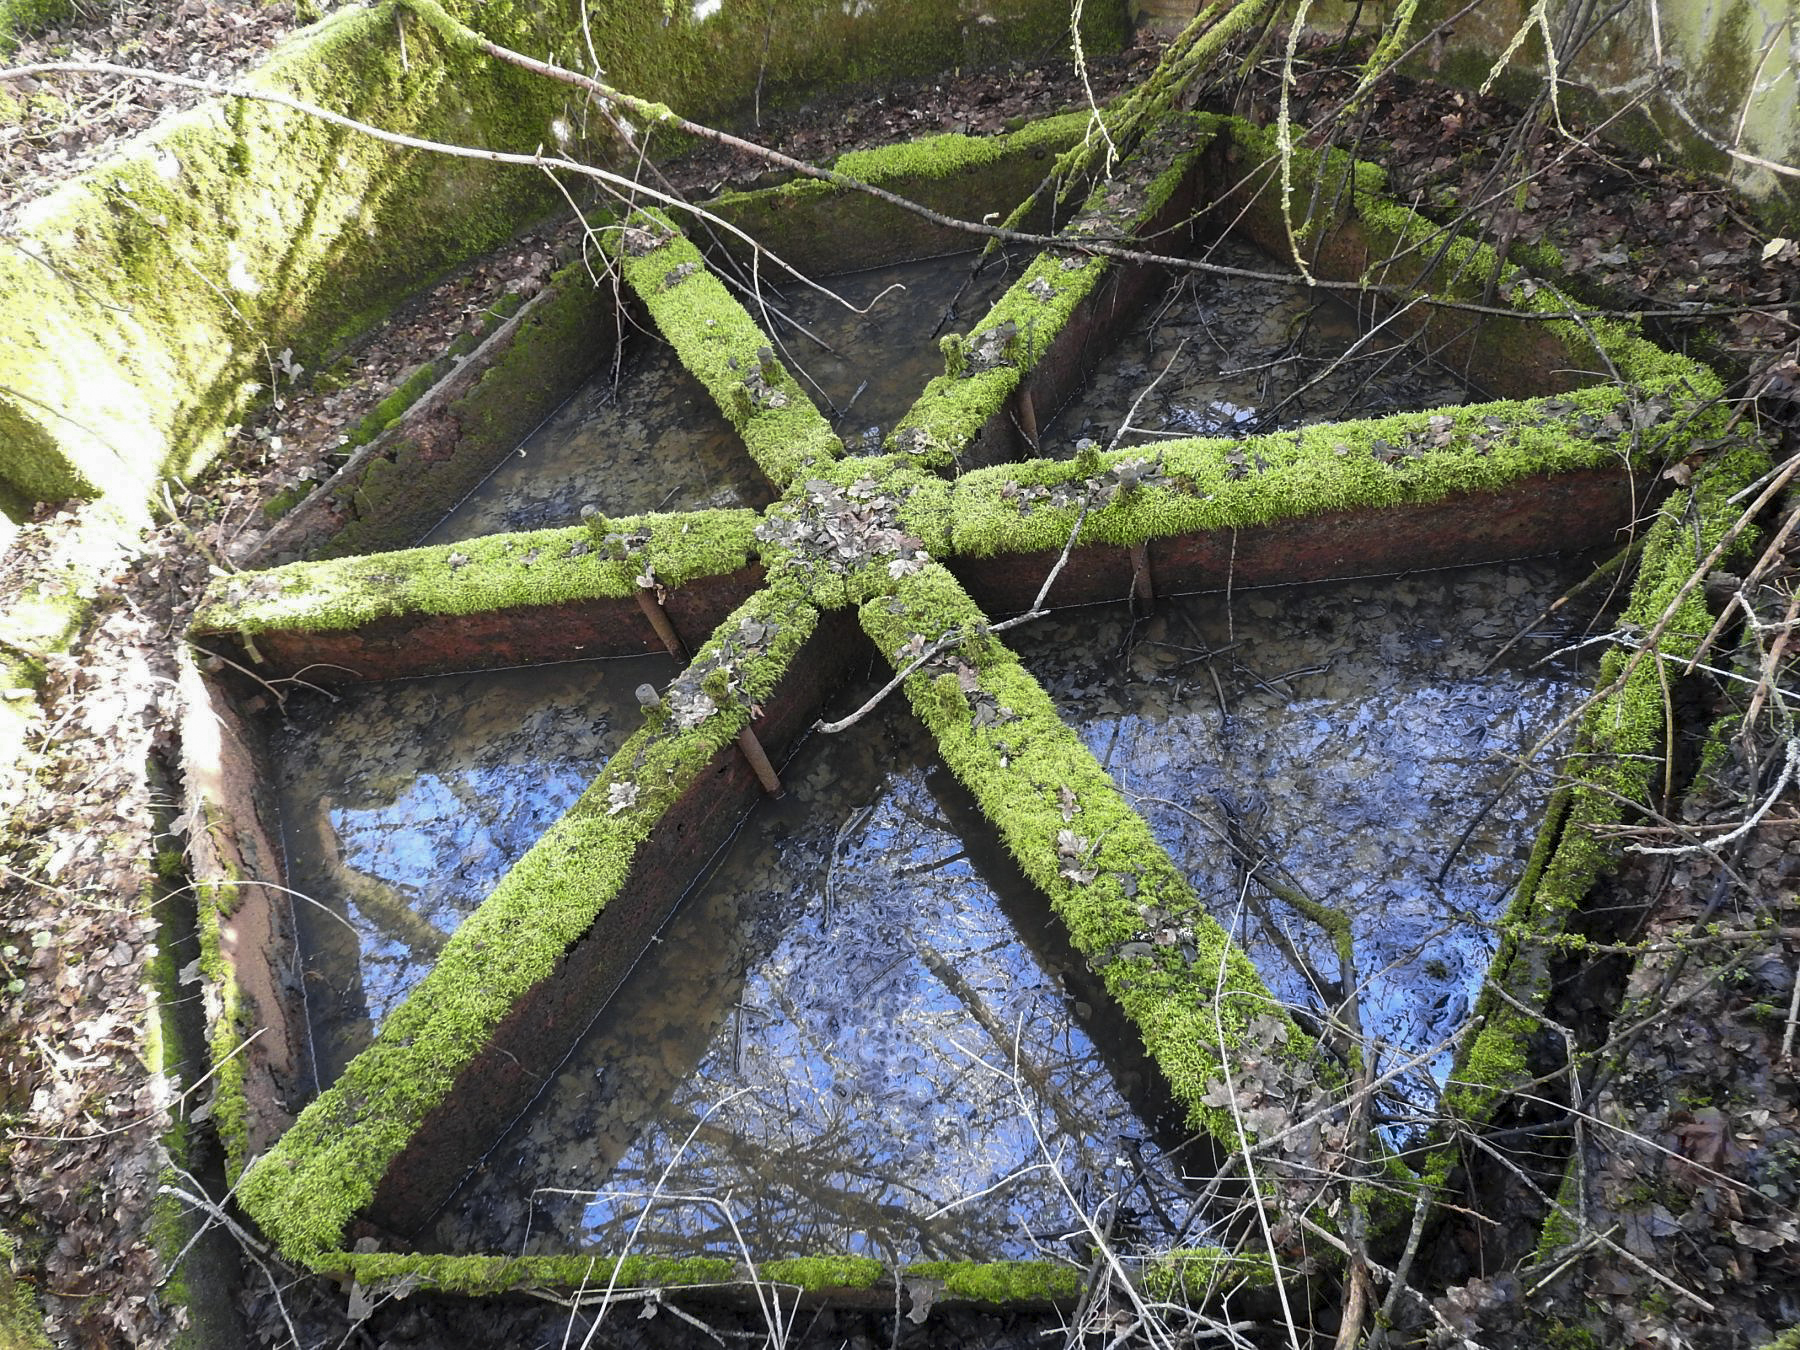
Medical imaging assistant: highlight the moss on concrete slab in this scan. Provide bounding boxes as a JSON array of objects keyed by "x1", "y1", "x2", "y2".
[
  {"x1": 193, "y1": 510, "x2": 759, "y2": 637},
  {"x1": 697, "y1": 111, "x2": 1092, "y2": 274},
  {"x1": 237, "y1": 579, "x2": 819, "y2": 1261},
  {"x1": 0, "y1": 0, "x2": 574, "y2": 512}
]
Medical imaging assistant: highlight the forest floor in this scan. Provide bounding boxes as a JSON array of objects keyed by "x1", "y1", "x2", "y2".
[{"x1": 2, "y1": 8, "x2": 1799, "y2": 1348}]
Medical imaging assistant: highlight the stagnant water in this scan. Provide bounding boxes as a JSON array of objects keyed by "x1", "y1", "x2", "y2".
[
  {"x1": 1010, "y1": 565, "x2": 1596, "y2": 1121},
  {"x1": 423, "y1": 251, "x2": 1019, "y2": 543},
  {"x1": 272, "y1": 242, "x2": 1597, "y2": 1259},
  {"x1": 1041, "y1": 235, "x2": 1475, "y2": 453},
  {"x1": 274, "y1": 655, "x2": 676, "y2": 1088},
  {"x1": 430, "y1": 692, "x2": 1199, "y2": 1261}
]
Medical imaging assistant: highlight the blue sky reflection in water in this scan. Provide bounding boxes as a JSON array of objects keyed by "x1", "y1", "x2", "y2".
[
  {"x1": 1010, "y1": 560, "x2": 1599, "y2": 1124},
  {"x1": 433, "y1": 702, "x2": 1184, "y2": 1262},
  {"x1": 274, "y1": 655, "x2": 674, "y2": 1088}
]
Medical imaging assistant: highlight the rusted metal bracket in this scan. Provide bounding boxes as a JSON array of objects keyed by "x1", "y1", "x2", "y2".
[
  {"x1": 638, "y1": 584, "x2": 782, "y2": 796},
  {"x1": 1129, "y1": 542, "x2": 1155, "y2": 615},
  {"x1": 635, "y1": 587, "x2": 689, "y2": 661},
  {"x1": 1015, "y1": 388, "x2": 1039, "y2": 452}
]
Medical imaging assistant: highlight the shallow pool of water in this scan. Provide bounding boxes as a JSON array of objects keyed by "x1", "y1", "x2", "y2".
[
  {"x1": 272, "y1": 654, "x2": 674, "y2": 1089},
  {"x1": 431, "y1": 692, "x2": 1198, "y2": 1261},
  {"x1": 1041, "y1": 235, "x2": 1476, "y2": 454},
  {"x1": 425, "y1": 250, "x2": 1016, "y2": 542},
  {"x1": 1010, "y1": 558, "x2": 1598, "y2": 1118}
]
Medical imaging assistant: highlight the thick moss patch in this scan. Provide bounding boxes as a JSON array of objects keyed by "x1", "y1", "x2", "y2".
[
  {"x1": 950, "y1": 386, "x2": 1681, "y2": 558},
  {"x1": 194, "y1": 510, "x2": 759, "y2": 636},
  {"x1": 608, "y1": 207, "x2": 842, "y2": 490}
]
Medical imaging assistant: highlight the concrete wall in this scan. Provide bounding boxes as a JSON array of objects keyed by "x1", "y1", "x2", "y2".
[
  {"x1": 0, "y1": 0, "x2": 1127, "y2": 522},
  {"x1": 1415, "y1": 0, "x2": 1799, "y2": 227}
]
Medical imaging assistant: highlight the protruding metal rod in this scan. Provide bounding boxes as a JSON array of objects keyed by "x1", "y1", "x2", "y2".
[
  {"x1": 1016, "y1": 388, "x2": 1039, "y2": 451},
  {"x1": 635, "y1": 587, "x2": 688, "y2": 660},
  {"x1": 1129, "y1": 541, "x2": 1155, "y2": 615},
  {"x1": 735, "y1": 725, "x2": 783, "y2": 797}
]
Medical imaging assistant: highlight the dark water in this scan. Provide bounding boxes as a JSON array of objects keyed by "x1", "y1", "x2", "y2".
[{"x1": 1041, "y1": 235, "x2": 1476, "y2": 454}]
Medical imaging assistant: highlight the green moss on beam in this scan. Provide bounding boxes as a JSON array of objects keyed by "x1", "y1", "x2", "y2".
[
  {"x1": 1140, "y1": 1248, "x2": 1274, "y2": 1301},
  {"x1": 949, "y1": 386, "x2": 1671, "y2": 559},
  {"x1": 1446, "y1": 439, "x2": 1768, "y2": 1122},
  {"x1": 830, "y1": 111, "x2": 1093, "y2": 184},
  {"x1": 609, "y1": 208, "x2": 841, "y2": 491},
  {"x1": 192, "y1": 511, "x2": 760, "y2": 637},
  {"x1": 905, "y1": 1259, "x2": 1081, "y2": 1303},
  {"x1": 858, "y1": 563, "x2": 1315, "y2": 1145},
  {"x1": 326, "y1": 1251, "x2": 740, "y2": 1297},
  {"x1": 237, "y1": 579, "x2": 820, "y2": 1263},
  {"x1": 887, "y1": 114, "x2": 1219, "y2": 469}
]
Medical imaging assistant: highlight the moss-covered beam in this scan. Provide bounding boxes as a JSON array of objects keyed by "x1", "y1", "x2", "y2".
[
  {"x1": 695, "y1": 110, "x2": 1095, "y2": 276},
  {"x1": 323, "y1": 1249, "x2": 1091, "y2": 1309},
  {"x1": 608, "y1": 207, "x2": 842, "y2": 491},
  {"x1": 949, "y1": 385, "x2": 1669, "y2": 560},
  {"x1": 190, "y1": 510, "x2": 761, "y2": 681},
  {"x1": 236, "y1": 576, "x2": 833, "y2": 1258},
  {"x1": 255, "y1": 263, "x2": 609, "y2": 566},
  {"x1": 1447, "y1": 438, "x2": 1769, "y2": 1121},
  {"x1": 887, "y1": 114, "x2": 1220, "y2": 471},
  {"x1": 1212, "y1": 117, "x2": 1726, "y2": 403},
  {"x1": 857, "y1": 562, "x2": 1319, "y2": 1151}
]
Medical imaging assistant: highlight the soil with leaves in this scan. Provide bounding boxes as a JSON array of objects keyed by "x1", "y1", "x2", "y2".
[{"x1": 3, "y1": 14, "x2": 1800, "y2": 1350}]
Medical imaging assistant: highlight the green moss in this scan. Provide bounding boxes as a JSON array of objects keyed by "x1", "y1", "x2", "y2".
[
  {"x1": 0, "y1": 0, "x2": 71, "y2": 55},
  {"x1": 751, "y1": 455, "x2": 953, "y2": 610},
  {"x1": 1450, "y1": 439, "x2": 1768, "y2": 1122},
  {"x1": 192, "y1": 510, "x2": 759, "y2": 636},
  {"x1": 858, "y1": 564, "x2": 1314, "y2": 1144},
  {"x1": 323, "y1": 1250, "x2": 879, "y2": 1297},
  {"x1": 608, "y1": 208, "x2": 841, "y2": 490},
  {"x1": 1140, "y1": 1248, "x2": 1274, "y2": 1301},
  {"x1": 329, "y1": 1251, "x2": 739, "y2": 1296},
  {"x1": 697, "y1": 110, "x2": 1092, "y2": 274},
  {"x1": 758, "y1": 1256, "x2": 885, "y2": 1289},
  {"x1": 832, "y1": 112, "x2": 1091, "y2": 184},
  {"x1": 904, "y1": 1260, "x2": 1080, "y2": 1303},
  {"x1": 887, "y1": 114, "x2": 1218, "y2": 468},
  {"x1": 0, "y1": 0, "x2": 575, "y2": 511},
  {"x1": 0, "y1": 1230, "x2": 49, "y2": 1350},
  {"x1": 950, "y1": 386, "x2": 1672, "y2": 559},
  {"x1": 238, "y1": 581, "x2": 820, "y2": 1262},
  {"x1": 342, "y1": 362, "x2": 442, "y2": 451}
]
